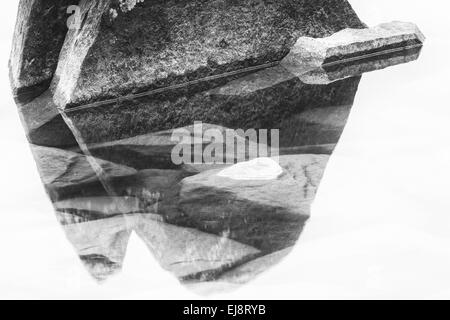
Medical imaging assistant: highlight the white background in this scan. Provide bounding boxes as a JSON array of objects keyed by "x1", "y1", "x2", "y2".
[{"x1": 0, "y1": 0, "x2": 449, "y2": 299}]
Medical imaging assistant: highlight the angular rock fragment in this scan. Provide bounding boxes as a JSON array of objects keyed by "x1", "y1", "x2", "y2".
[
  {"x1": 213, "y1": 40, "x2": 423, "y2": 92},
  {"x1": 51, "y1": 0, "x2": 365, "y2": 108},
  {"x1": 9, "y1": 0, "x2": 78, "y2": 102},
  {"x1": 281, "y1": 21, "x2": 425, "y2": 76},
  {"x1": 175, "y1": 155, "x2": 329, "y2": 252},
  {"x1": 298, "y1": 45, "x2": 423, "y2": 84}
]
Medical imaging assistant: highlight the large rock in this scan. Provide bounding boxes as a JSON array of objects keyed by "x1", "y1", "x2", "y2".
[
  {"x1": 297, "y1": 45, "x2": 423, "y2": 84},
  {"x1": 174, "y1": 155, "x2": 329, "y2": 252},
  {"x1": 9, "y1": 0, "x2": 77, "y2": 102},
  {"x1": 51, "y1": 0, "x2": 365, "y2": 108},
  {"x1": 281, "y1": 21, "x2": 425, "y2": 75}
]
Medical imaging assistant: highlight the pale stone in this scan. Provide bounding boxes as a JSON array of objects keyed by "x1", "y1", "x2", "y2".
[{"x1": 217, "y1": 158, "x2": 283, "y2": 181}]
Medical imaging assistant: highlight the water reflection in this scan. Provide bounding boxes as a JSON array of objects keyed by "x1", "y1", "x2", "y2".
[{"x1": 19, "y1": 47, "x2": 422, "y2": 288}]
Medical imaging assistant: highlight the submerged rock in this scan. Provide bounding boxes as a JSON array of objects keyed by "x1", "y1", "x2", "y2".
[
  {"x1": 175, "y1": 155, "x2": 329, "y2": 252},
  {"x1": 30, "y1": 145, "x2": 137, "y2": 199},
  {"x1": 51, "y1": 0, "x2": 365, "y2": 108},
  {"x1": 9, "y1": 0, "x2": 77, "y2": 102}
]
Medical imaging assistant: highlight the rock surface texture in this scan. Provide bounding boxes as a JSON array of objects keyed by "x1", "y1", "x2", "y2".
[
  {"x1": 9, "y1": 0, "x2": 77, "y2": 102},
  {"x1": 51, "y1": 0, "x2": 365, "y2": 108}
]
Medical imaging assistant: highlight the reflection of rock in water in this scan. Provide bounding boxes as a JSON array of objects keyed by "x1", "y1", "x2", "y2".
[
  {"x1": 24, "y1": 48, "x2": 422, "y2": 285},
  {"x1": 10, "y1": 0, "x2": 425, "y2": 289}
]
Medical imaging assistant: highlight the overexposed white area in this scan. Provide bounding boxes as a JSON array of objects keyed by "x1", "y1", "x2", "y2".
[{"x1": 0, "y1": 0, "x2": 449, "y2": 299}]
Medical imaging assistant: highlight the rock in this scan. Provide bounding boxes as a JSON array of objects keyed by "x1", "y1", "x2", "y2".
[
  {"x1": 211, "y1": 41, "x2": 422, "y2": 92},
  {"x1": 298, "y1": 45, "x2": 423, "y2": 84},
  {"x1": 9, "y1": 0, "x2": 78, "y2": 102},
  {"x1": 30, "y1": 145, "x2": 137, "y2": 195},
  {"x1": 51, "y1": 0, "x2": 365, "y2": 108},
  {"x1": 175, "y1": 155, "x2": 329, "y2": 252},
  {"x1": 63, "y1": 214, "x2": 260, "y2": 281},
  {"x1": 281, "y1": 21, "x2": 425, "y2": 76},
  {"x1": 217, "y1": 247, "x2": 293, "y2": 284}
]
